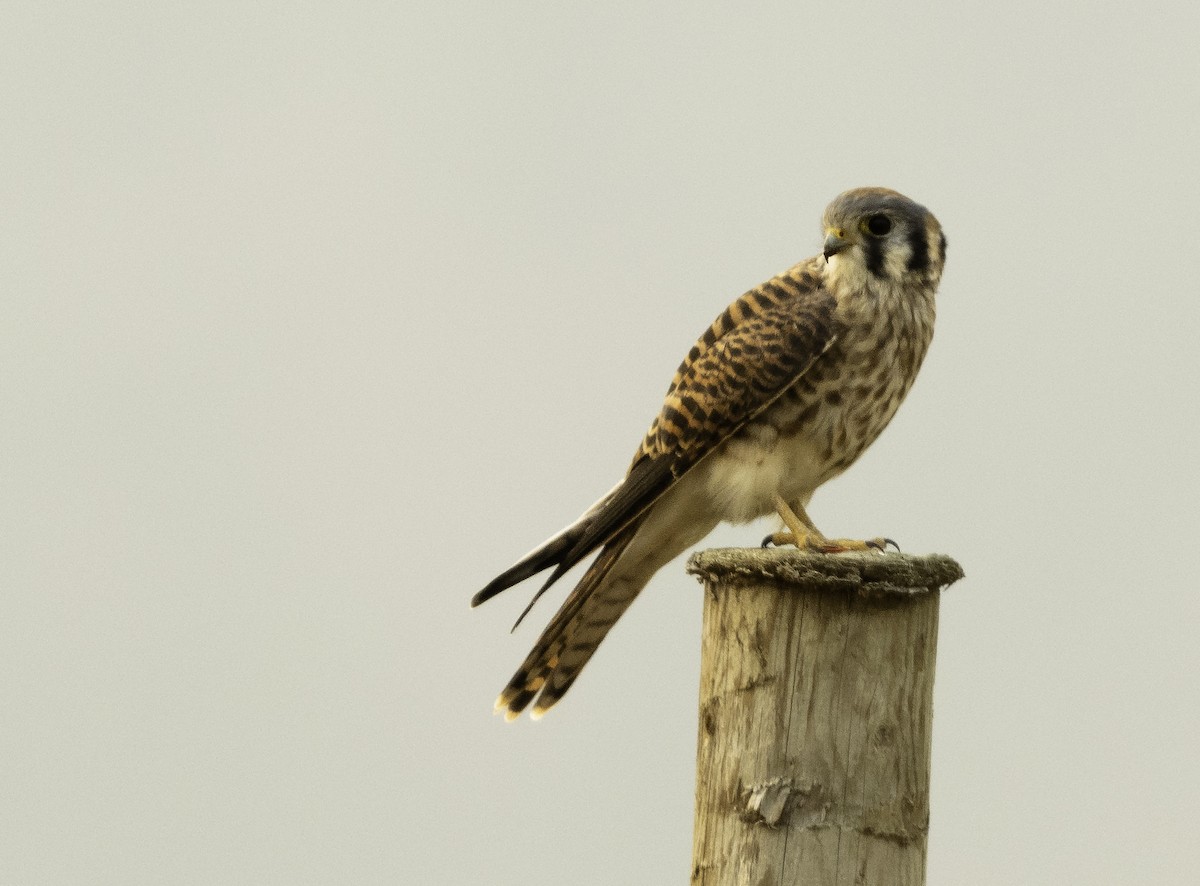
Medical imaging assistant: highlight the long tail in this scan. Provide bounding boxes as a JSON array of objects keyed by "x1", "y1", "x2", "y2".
[
  {"x1": 494, "y1": 519, "x2": 648, "y2": 720},
  {"x1": 470, "y1": 481, "x2": 625, "y2": 623}
]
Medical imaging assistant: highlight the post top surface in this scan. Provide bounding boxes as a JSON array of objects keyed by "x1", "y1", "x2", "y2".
[{"x1": 686, "y1": 548, "x2": 963, "y2": 596}]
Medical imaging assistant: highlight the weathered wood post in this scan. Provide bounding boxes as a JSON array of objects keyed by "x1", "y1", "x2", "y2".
[{"x1": 687, "y1": 548, "x2": 963, "y2": 886}]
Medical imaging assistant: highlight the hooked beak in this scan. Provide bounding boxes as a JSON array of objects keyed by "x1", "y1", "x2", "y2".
[{"x1": 823, "y1": 230, "x2": 852, "y2": 260}]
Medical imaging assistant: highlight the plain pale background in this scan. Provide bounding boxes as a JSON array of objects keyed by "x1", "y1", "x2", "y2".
[{"x1": 3, "y1": 2, "x2": 1199, "y2": 884}]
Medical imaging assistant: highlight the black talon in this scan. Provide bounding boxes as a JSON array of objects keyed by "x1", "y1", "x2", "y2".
[
  {"x1": 884, "y1": 538, "x2": 900, "y2": 552},
  {"x1": 761, "y1": 535, "x2": 774, "y2": 548}
]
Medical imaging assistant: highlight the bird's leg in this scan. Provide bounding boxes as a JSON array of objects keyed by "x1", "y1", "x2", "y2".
[
  {"x1": 762, "y1": 494, "x2": 897, "y2": 553},
  {"x1": 763, "y1": 495, "x2": 824, "y2": 548}
]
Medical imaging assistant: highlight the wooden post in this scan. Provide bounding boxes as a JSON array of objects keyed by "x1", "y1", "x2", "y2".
[{"x1": 687, "y1": 548, "x2": 963, "y2": 886}]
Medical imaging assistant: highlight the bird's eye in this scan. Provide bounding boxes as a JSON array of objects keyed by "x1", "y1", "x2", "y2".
[{"x1": 865, "y1": 215, "x2": 892, "y2": 237}]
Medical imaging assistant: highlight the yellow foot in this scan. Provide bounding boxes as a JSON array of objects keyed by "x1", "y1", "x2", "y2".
[
  {"x1": 762, "y1": 494, "x2": 897, "y2": 552},
  {"x1": 760, "y1": 532, "x2": 899, "y2": 553}
]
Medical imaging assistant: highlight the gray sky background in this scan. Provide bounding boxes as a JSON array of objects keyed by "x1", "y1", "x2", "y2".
[{"x1": 3, "y1": 3, "x2": 1199, "y2": 884}]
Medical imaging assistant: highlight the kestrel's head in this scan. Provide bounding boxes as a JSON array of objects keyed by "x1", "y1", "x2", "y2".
[{"x1": 820, "y1": 187, "x2": 946, "y2": 288}]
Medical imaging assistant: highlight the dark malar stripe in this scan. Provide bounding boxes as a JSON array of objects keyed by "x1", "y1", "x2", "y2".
[
  {"x1": 907, "y1": 223, "x2": 930, "y2": 273},
  {"x1": 863, "y1": 236, "x2": 886, "y2": 278}
]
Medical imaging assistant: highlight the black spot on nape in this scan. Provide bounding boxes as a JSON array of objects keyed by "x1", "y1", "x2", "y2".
[
  {"x1": 907, "y1": 225, "x2": 930, "y2": 273},
  {"x1": 863, "y1": 236, "x2": 886, "y2": 278}
]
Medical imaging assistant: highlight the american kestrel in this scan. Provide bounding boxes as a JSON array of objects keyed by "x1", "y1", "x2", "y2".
[{"x1": 473, "y1": 187, "x2": 946, "y2": 720}]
